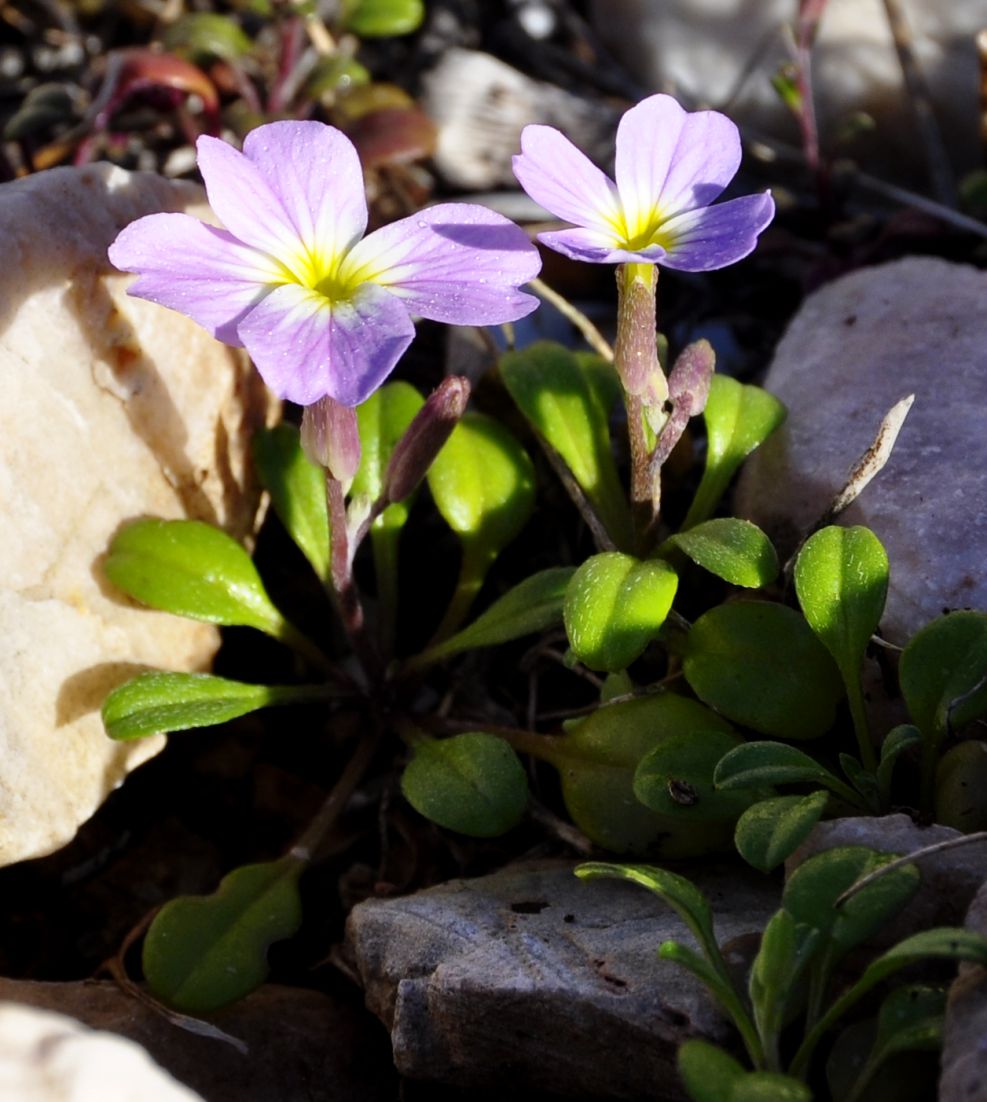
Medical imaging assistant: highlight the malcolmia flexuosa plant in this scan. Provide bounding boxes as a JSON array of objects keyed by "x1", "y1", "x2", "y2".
[{"x1": 100, "y1": 95, "x2": 987, "y2": 1071}]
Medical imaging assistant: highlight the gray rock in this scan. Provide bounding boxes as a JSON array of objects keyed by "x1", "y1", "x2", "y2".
[
  {"x1": 787, "y1": 814, "x2": 987, "y2": 944},
  {"x1": 736, "y1": 257, "x2": 987, "y2": 645},
  {"x1": 344, "y1": 859, "x2": 779, "y2": 1099},
  {"x1": 940, "y1": 881, "x2": 987, "y2": 1102},
  {"x1": 0, "y1": 980, "x2": 394, "y2": 1102}
]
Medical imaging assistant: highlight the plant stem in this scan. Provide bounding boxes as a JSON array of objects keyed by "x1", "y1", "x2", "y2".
[
  {"x1": 613, "y1": 263, "x2": 665, "y2": 538},
  {"x1": 290, "y1": 719, "x2": 381, "y2": 862},
  {"x1": 846, "y1": 674, "x2": 878, "y2": 774},
  {"x1": 371, "y1": 526, "x2": 401, "y2": 659},
  {"x1": 326, "y1": 472, "x2": 380, "y2": 682}
]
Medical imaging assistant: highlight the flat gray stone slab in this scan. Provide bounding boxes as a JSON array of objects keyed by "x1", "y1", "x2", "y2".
[
  {"x1": 737, "y1": 256, "x2": 987, "y2": 644},
  {"x1": 345, "y1": 860, "x2": 779, "y2": 1099}
]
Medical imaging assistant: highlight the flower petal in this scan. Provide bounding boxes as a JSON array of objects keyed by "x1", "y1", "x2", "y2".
[
  {"x1": 537, "y1": 226, "x2": 666, "y2": 266},
  {"x1": 108, "y1": 212, "x2": 281, "y2": 344},
  {"x1": 512, "y1": 125, "x2": 621, "y2": 234},
  {"x1": 242, "y1": 121, "x2": 367, "y2": 262},
  {"x1": 196, "y1": 133, "x2": 303, "y2": 262},
  {"x1": 341, "y1": 203, "x2": 541, "y2": 325},
  {"x1": 659, "y1": 192, "x2": 775, "y2": 272},
  {"x1": 236, "y1": 282, "x2": 415, "y2": 407},
  {"x1": 614, "y1": 94, "x2": 742, "y2": 229}
]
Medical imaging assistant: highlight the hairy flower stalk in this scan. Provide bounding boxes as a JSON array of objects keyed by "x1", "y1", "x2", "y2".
[{"x1": 513, "y1": 93, "x2": 774, "y2": 531}]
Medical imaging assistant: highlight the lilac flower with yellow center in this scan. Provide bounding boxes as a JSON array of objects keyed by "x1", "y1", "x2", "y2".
[
  {"x1": 109, "y1": 121, "x2": 541, "y2": 407},
  {"x1": 512, "y1": 94, "x2": 774, "y2": 269}
]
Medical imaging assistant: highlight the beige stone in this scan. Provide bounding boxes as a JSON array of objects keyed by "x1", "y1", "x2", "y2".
[
  {"x1": 0, "y1": 164, "x2": 275, "y2": 867},
  {"x1": 0, "y1": 1001, "x2": 204, "y2": 1101}
]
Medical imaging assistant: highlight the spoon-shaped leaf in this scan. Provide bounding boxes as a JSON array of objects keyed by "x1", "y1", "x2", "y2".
[
  {"x1": 102, "y1": 671, "x2": 333, "y2": 741},
  {"x1": 678, "y1": 1041, "x2": 812, "y2": 1102},
  {"x1": 427, "y1": 413, "x2": 536, "y2": 638},
  {"x1": 341, "y1": 0, "x2": 425, "y2": 36},
  {"x1": 665, "y1": 518, "x2": 778, "y2": 588},
  {"x1": 501, "y1": 341, "x2": 633, "y2": 548},
  {"x1": 633, "y1": 728, "x2": 757, "y2": 822},
  {"x1": 682, "y1": 601, "x2": 843, "y2": 739},
  {"x1": 413, "y1": 567, "x2": 574, "y2": 667},
  {"x1": 795, "y1": 525, "x2": 889, "y2": 770},
  {"x1": 715, "y1": 742, "x2": 861, "y2": 805},
  {"x1": 104, "y1": 518, "x2": 286, "y2": 635},
  {"x1": 401, "y1": 732, "x2": 528, "y2": 837},
  {"x1": 734, "y1": 792, "x2": 829, "y2": 872},
  {"x1": 683, "y1": 376, "x2": 786, "y2": 530},
  {"x1": 352, "y1": 380, "x2": 424, "y2": 526},
  {"x1": 143, "y1": 856, "x2": 304, "y2": 1014},
  {"x1": 564, "y1": 552, "x2": 678, "y2": 672},
  {"x1": 253, "y1": 424, "x2": 329, "y2": 580},
  {"x1": 900, "y1": 610, "x2": 987, "y2": 806}
]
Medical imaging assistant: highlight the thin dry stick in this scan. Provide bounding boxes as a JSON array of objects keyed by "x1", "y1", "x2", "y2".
[
  {"x1": 291, "y1": 725, "x2": 381, "y2": 862},
  {"x1": 528, "y1": 277, "x2": 614, "y2": 362},
  {"x1": 835, "y1": 831, "x2": 987, "y2": 908},
  {"x1": 880, "y1": 0, "x2": 956, "y2": 206},
  {"x1": 538, "y1": 437, "x2": 618, "y2": 552}
]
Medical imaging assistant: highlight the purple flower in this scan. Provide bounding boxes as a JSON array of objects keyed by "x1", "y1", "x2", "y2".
[
  {"x1": 512, "y1": 94, "x2": 774, "y2": 270},
  {"x1": 109, "y1": 121, "x2": 541, "y2": 407}
]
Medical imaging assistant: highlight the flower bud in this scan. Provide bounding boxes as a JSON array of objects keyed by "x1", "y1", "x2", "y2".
[
  {"x1": 384, "y1": 375, "x2": 470, "y2": 504},
  {"x1": 300, "y1": 394, "x2": 361, "y2": 484}
]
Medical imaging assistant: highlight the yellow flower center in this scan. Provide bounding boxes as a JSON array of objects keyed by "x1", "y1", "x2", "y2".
[
  {"x1": 272, "y1": 244, "x2": 371, "y2": 303},
  {"x1": 612, "y1": 204, "x2": 676, "y2": 253}
]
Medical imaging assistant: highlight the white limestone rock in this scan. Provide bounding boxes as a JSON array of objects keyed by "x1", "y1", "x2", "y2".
[
  {"x1": 735, "y1": 256, "x2": 987, "y2": 645},
  {"x1": 0, "y1": 164, "x2": 275, "y2": 867},
  {"x1": 589, "y1": 0, "x2": 985, "y2": 190},
  {"x1": 0, "y1": 1001, "x2": 204, "y2": 1101}
]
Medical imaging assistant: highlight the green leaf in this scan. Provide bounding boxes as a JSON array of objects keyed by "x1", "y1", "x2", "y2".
[
  {"x1": 305, "y1": 56, "x2": 371, "y2": 98},
  {"x1": 401, "y1": 733, "x2": 528, "y2": 837},
  {"x1": 683, "y1": 376, "x2": 786, "y2": 530},
  {"x1": 715, "y1": 742, "x2": 856, "y2": 799},
  {"x1": 665, "y1": 518, "x2": 778, "y2": 588},
  {"x1": 102, "y1": 672, "x2": 328, "y2": 741},
  {"x1": 428, "y1": 411, "x2": 535, "y2": 562},
  {"x1": 559, "y1": 694, "x2": 738, "y2": 855},
  {"x1": 163, "y1": 12, "x2": 253, "y2": 61},
  {"x1": 143, "y1": 856, "x2": 304, "y2": 1014},
  {"x1": 792, "y1": 928, "x2": 987, "y2": 1077},
  {"x1": 783, "y1": 846, "x2": 920, "y2": 954},
  {"x1": 576, "y1": 862, "x2": 720, "y2": 962},
  {"x1": 901, "y1": 611, "x2": 987, "y2": 742},
  {"x1": 678, "y1": 1040, "x2": 748, "y2": 1102},
  {"x1": 877, "y1": 724, "x2": 921, "y2": 804},
  {"x1": 500, "y1": 341, "x2": 633, "y2": 549},
  {"x1": 352, "y1": 380, "x2": 425, "y2": 530},
  {"x1": 874, "y1": 983, "x2": 945, "y2": 1057},
  {"x1": 633, "y1": 728, "x2": 758, "y2": 822},
  {"x1": 734, "y1": 791, "x2": 829, "y2": 873},
  {"x1": 795, "y1": 525, "x2": 888, "y2": 769},
  {"x1": 253, "y1": 424, "x2": 330, "y2": 580},
  {"x1": 341, "y1": 0, "x2": 424, "y2": 36},
  {"x1": 683, "y1": 601, "x2": 844, "y2": 739},
  {"x1": 104, "y1": 518, "x2": 286, "y2": 635},
  {"x1": 415, "y1": 567, "x2": 575, "y2": 665},
  {"x1": 934, "y1": 739, "x2": 987, "y2": 831},
  {"x1": 678, "y1": 1040, "x2": 811, "y2": 1102},
  {"x1": 795, "y1": 526, "x2": 889, "y2": 679},
  {"x1": 564, "y1": 552, "x2": 678, "y2": 672}
]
